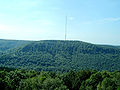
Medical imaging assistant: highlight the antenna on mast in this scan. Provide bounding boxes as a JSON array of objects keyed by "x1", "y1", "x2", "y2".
[{"x1": 65, "y1": 16, "x2": 67, "y2": 40}]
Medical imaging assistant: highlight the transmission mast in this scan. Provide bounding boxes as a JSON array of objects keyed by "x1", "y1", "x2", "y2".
[{"x1": 65, "y1": 16, "x2": 67, "y2": 40}]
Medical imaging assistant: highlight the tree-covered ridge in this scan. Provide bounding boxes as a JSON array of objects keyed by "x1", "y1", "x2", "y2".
[
  {"x1": 0, "y1": 39, "x2": 31, "y2": 52},
  {"x1": 21, "y1": 40, "x2": 120, "y2": 54},
  {"x1": 0, "y1": 68, "x2": 120, "y2": 90},
  {"x1": 0, "y1": 40, "x2": 120, "y2": 71}
]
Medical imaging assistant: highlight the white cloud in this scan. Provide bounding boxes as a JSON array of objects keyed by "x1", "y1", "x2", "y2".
[
  {"x1": 102, "y1": 17, "x2": 120, "y2": 22},
  {"x1": 68, "y1": 16, "x2": 75, "y2": 21},
  {"x1": 81, "y1": 17, "x2": 120, "y2": 25}
]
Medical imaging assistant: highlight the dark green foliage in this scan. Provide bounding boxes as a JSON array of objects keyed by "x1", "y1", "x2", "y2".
[
  {"x1": 0, "y1": 68, "x2": 120, "y2": 90},
  {"x1": 62, "y1": 70, "x2": 91, "y2": 90},
  {"x1": 0, "y1": 70, "x2": 7, "y2": 89},
  {"x1": 0, "y1": 67, "x2": 15, "y2": 71},
  {"x1": 85, "y1": 72, "x2": 103, "y2": 89},
  {"x1": 0, "y1": 40, "x2": 120, "y2": 71}
]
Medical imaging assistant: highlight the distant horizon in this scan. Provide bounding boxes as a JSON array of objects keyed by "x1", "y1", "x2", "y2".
[{"x1": 0, "y1": 38, "x2": 120, "y2": 46}]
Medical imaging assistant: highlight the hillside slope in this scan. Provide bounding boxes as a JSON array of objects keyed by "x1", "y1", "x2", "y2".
[
  {"x1": 0, "y1": 40, "x2": 120, "y2": 71},
  {"x1": 0, "y1": 39, "x2": 31, "y2": 52}
]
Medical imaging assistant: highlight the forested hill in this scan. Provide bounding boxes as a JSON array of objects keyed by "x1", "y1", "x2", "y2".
[
  {"x1": 0, "y1": 40, "x2": 120, "y2": 71},
  {"x1": 0, "y1": 39, "x2": 31, "y2": 52}
]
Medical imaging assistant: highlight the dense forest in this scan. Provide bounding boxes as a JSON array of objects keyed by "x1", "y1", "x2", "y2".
[
  {"x1": 0, "y1": 39, "x2": 120, "y2": 89},
  {"x1": 0, "y1": 67, "x2": 120, "y2": 90},
  {"x1": 0, "y1": 39, "x2": 120, "y2": 71},
  {"x1": 0, "y1": 39, "x2": 31, "y2": 52}
]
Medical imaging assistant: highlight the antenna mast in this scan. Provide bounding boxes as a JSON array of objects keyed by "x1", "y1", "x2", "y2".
[{"x1": 65, "y1": 16, "x2": 67, "y2": 40}]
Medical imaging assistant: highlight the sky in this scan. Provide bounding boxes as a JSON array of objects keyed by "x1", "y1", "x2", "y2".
[{"x1": 0, "y1": 0, "x2": 120, "y2": 45}]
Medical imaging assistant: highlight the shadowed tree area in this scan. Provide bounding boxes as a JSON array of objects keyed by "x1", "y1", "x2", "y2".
[{"x1": 0, "y1": 68, "x2": 120, "y2": 90}]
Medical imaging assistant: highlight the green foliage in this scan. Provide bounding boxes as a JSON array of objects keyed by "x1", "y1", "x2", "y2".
[
  {"x1": 0, "y1": 39, "x2": 31, "y2": 52},
  {"x1": 0, "y1": 40, "x2": 120, "y2": 90},
  {"x1": 0, "y1": 68, "x2": 120, "y2": 90},
  {"x1": 62, "y1": 70, "x2": 91, "y2": 90},
  {"x1": 0, "y1": 40, "x2": 120, "y2": 71},
  {"x1": 101, "y1": 78, "x2": 116, "y2": 90}
]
